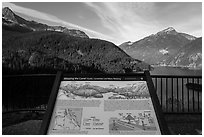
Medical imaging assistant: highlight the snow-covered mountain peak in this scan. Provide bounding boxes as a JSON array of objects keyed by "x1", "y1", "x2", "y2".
[
  {"x1": 156, "y1": 27, "x2": 177, "y2": 35},
  {"x1": 2, "y1": 7, "x2": 17, "y2": 23},
  {"x1": 163, "y1": 27, "x2": 175, "y2": 32}
]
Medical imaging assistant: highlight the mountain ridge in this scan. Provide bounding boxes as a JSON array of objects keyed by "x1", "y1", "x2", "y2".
[
  {"x1": 2, "y1": 7, "x2": 89, "y2": 38},
  {"x1": 2, "y1": 7, "x2": 151, "y2": 74},
  {"x1": 119, "y1": 27, "x2": 201, "y2": 69}
]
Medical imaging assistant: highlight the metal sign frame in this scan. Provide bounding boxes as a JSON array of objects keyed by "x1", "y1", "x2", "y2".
[{"x1": 39, "y1": 71, "x2": 169, "y2": 135}]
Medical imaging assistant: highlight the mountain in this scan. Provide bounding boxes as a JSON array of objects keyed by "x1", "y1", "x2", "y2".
[
  {"x1": 179, "y1": 33, "x2": 196, "y2": 41},
  {"x1": 2, "y1": 31, "x2": 151, "y2": 74},
  {"x1": 2, "y1": 7, "x2": 151, "y2": 74},
  {"x1": 169, "y1": 37, "x2": 202, "y2": 69},
  {"x1": 2, "y1": 7, "x2": 18, "y2": 23},
  {"x1": 119, "y1": 27, "x2": 201, "y2": 69},
  {"x1": 2, "y1": 7, "x2": 89, "y2": 38}
]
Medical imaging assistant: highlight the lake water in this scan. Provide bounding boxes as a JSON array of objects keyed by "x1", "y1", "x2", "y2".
[
  {"x1": 150, "y1": 66, "x2": 202, "y2": 76},
  {"x1": 149, "y1": 67, "x2": 202, "y2": 112}
]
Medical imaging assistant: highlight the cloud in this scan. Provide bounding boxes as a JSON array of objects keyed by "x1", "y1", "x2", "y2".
[
  {"x1": 2, "y1": 2, "x2": 115, "y2": 43},
  {"x1": 85, "y1": 2, "x2": 162, "y2": 44},
  {"x1": 153, "y1": 3, "x2": 202, "y2": 38},
  {"x1": 85, "y1": 2, "x2": 202, "y2": 44},
  {"x1": 2, "y1": 2, "x2": 202, "y2": 45}
]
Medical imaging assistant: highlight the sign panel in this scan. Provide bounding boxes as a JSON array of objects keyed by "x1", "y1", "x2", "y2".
[{"x1": 40, "y1": 72, "x2": 169, "y2": 135}]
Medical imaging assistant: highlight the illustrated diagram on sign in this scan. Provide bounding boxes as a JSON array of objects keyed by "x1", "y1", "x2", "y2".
[
  {"x1": 109, "y1": 110, "x2": 156, "y2": 132},
  {"x1": 58, "y1": 81, "x2": 150, "y2": 100},
  {"x1": 52, "y1": 108, "x2": 82, "y2": 131}
]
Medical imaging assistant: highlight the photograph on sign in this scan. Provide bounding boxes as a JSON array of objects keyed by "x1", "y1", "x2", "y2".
[{"x1": 47, "y1": 80, "x2": 161, "y2": 135}]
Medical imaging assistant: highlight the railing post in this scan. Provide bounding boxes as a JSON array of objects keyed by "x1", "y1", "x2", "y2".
[
  {"x1": 182, "y1": 78, "x2": 184, "y2": 112},
  {"x1": 177, "y1": 78, "x2": 179, "y2": 112},
  {"x1": 187, "y1": 78, "x2": 189, "y2": 112},
  {"x1": 161, "y1": 78, "x2": 163, "y2": 108},
  {"x1": 166, "y1": 78, "x2": 168, "y2": 112},
  {"x1": 171, "y1": 78, "x2": 173, "y2": 112},
  {"x1": 192, "y1": 78, "x2": 195, "y2": 112},
  {"x1": 197, "y1": 78, "x2": 200, "y2": 112}
]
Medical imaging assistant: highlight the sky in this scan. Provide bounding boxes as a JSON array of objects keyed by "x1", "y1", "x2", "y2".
[{"x1": 2, "y1": 2, "x2": 202, "y2": 45}]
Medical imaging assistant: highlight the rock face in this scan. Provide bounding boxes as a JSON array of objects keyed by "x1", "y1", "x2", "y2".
[
  {"x1": 169, "y1": 37, "x2": 202, "y2": 69},
  {"x1": 2, "y1": 7, "x2": 89, "y2": 38},
  {"x1": 119, "y1": 27, "x2": 201, "y2": 69},
  {"x1": 2, "y1": 7, "x2": 18, "y2": 23}
]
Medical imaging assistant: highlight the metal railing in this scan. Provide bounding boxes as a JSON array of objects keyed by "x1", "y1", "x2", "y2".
[
  {"x1": 2, "y1": 74, "x2": 202, "y2": 114},
  {"x1": 152, "y1": 75, "x2": 202, "y2": 114},
  {"x1": 2, "y1": 74, "x2": 56, "y2": 113}
]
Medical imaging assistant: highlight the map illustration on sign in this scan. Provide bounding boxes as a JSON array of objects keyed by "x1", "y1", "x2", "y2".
[
  {"x1": 52, "y1": 108, "x2": 82, "y2": 131},
  {"x1": 109, "y1": 110, "x2": 156, "y2": 134},
  {"x1": 58, "y1": 81, "x2": 150, "y2": 100}
]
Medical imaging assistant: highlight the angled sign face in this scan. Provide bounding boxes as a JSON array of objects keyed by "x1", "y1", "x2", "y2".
[{"x1": 40, "y1": 71, "x2": 169, "y2": 135}]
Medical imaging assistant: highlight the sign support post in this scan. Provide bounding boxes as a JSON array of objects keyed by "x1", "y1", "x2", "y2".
[{"x1": 39, "y1": 71, "x2": 63, "y2": 134}]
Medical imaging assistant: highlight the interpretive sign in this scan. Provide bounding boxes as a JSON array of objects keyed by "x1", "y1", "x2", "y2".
[{"x1": 39, "y1": 71, "x2": 169, "y2": 135}]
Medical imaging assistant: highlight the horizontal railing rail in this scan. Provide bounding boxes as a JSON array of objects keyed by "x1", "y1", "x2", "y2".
[
  {"x1": 2, "y1": 74, "x2": 56, "y2": 78},
  {"x1": 152, "y1": 75, "x2": 201, "y2": 78},
  {"x1": 2, "y1": 74, "x2": 202, "y2": 114}
]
